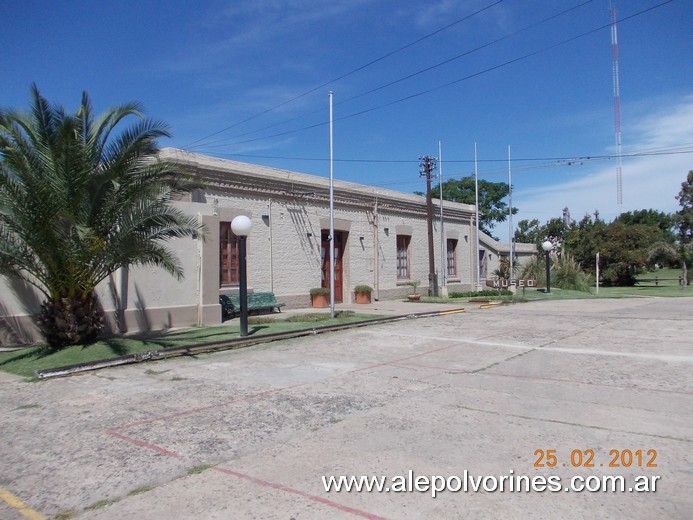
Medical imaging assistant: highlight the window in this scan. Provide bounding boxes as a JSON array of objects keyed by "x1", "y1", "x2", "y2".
[
  {"x1": 446, "y1": 239, "x2": 458, "y2": 277},
  {"x1": 220, "y1": 222, "x2": 239, "y2": 286},
  {"x1": 396, "y1": 235, "x2": 410, "y2": 279},
  {"x1": 479, "y1": 250, "x2": 488, "y2": 278}
]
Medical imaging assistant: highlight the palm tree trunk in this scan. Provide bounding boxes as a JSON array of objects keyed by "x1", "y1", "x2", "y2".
[{"x1": 38, "y1": 292, "x2": 105, "y2": 349}]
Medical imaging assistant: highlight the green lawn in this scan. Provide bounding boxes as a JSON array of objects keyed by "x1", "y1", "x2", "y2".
[
  {"x1": 595, "y1": 268, "x2": 690, "y2": 298},
  {"x1": 0, "y1": 311, "x2": 380, "y2": 379},
  {"x1": 418, "y1": 268, "x2": 691, "y2": 304}
]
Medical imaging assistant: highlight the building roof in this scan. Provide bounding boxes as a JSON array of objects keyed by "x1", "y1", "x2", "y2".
[
  {"x1": 160, "y1": 148, "x2": 476, "y2": 219},
  {"x1": 479, "y1": 230, "x2": 537, "y2": 254}
]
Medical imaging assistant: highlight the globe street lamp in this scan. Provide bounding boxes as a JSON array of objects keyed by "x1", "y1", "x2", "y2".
[
  {"x1": 231, "y1": 215, "x2": 252, "y2": 337},
  {"x1": 541, "y1": 240, "x2": 553, "y2": 294}
]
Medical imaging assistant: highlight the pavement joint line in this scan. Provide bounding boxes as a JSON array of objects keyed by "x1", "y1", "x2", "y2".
[
  {"x1": 0, "y1": 487, "x2": 45, "y2": 520},
  {"x1": 212, "y1": 466, "x2": 388, "y2": 520},
  {"x1": 455, "y1": 404, "x2": 693, "y2": 443},
  {"x1": 470, "y1": 348, "x2": 538, "y2": 374},
  {"x1": 387, "y1": 361, "x2": 469, "y2": 373},
  {"x1": 479, "y1": 371, "x2": 693, "y2": 396},
  {"x1": 360, "y1": 329, "x2": 693, "y2": 364}
]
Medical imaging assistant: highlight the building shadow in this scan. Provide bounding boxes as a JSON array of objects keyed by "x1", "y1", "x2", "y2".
[
  {"x1": 133, "y1": 284, "x2": 152, "y2": 334},
  {"x1": 0, "y1": 277, "x2": 44, "y2": 346}
]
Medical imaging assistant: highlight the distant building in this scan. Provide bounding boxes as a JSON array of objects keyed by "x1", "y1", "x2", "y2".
[{"x1": 0, "y1": 149, "x2": 536, "y2": 345}]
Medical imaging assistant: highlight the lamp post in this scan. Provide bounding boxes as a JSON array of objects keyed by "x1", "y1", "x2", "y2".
[
  {"x1": 542, "y1": 240, "x2": 553, "y2": 294},
  {"x1": 231, "y1": 215, "x2": 252, "y2": 337}
]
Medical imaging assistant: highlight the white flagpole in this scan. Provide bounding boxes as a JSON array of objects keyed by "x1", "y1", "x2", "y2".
[
  {"x1": 475, "y1": 143, "x2": 481, "y2": 290},
  {"x1": 439, "y1": 140, "x2": 445, "y2": 290},
  {"x1": 329, "y1": 91, "x2": 335, "y2": 318},
  {"x1": 508, "y1": 144, "x2": 513, "y2": 282}
]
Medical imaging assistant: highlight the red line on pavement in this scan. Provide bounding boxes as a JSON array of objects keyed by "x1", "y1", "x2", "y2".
[
  {"x1": 213, "y1": 467, "x2": 387, "y2": 520},
  {"x1": 347, "y1": 344, "x2": 456, "y2": 375},
  {"x1": 106, "y1": 430, "x2": 184, "y2": 459},
  {"x1": 388, "y1": 361, "x2": 466, "y2": 373},
  {"x1": 105, "y1": 430, "x2": 387, "y2": 519}
]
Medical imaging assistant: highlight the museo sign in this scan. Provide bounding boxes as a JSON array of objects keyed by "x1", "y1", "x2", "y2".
[{"x1": 486, "y1": 279, "x2": 537, "y2": 289}]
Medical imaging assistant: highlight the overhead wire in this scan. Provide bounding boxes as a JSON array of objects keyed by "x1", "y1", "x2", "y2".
[
  {"x1": 202, "y1": 143, "x2": 693, "y2": 167},
  {"x1": 190, "y1": 0, "x2": 595, "y2": 150},
  {"x1": 183, "y1": 0, "x2": 504, "y2": 148},
  {"x1": 190, "y1": 0, "x2": 674, "y2": 152}
]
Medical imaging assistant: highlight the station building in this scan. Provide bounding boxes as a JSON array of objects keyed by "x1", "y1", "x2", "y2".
[{"x1": 0, "y1": 149, "x2": 536, "y2": 345}]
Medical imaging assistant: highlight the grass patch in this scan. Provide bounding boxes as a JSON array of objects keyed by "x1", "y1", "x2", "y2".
[
  {"x1": 187, "y1": 463, "x2": 214, "y2": 475},
  {"x1": 248, "y1": 315, "x2": 277, "y2": 324},
  {"x1": 0, "y1": 311, "x2": 379, "y2": 378},
  {"x1": 127, "y1": 485, "x2": 155, "y2": 496},
  {"x1": 448, "y1": 289, "x2": 513, "y2": 298},
  {"x1": 84, "y1": 499, "x2": 116, "y2": 511},
  {"x1": 52, "y1": 511, "x2": 77, "y2": 520},
  {"x1": 12, "y1": 403, "x2": 41, "y2": 411},
  {"x1": 284, "y1": 310, "x2": 355, "y2": 322},
  {"x1": 144, "y1": 368, "x2": 170, "y2": 375}
]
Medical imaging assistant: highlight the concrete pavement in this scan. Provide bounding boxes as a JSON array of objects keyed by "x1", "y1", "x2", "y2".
[{"x1": 0, "y1": 297, "x2": 691, "y2": 519}]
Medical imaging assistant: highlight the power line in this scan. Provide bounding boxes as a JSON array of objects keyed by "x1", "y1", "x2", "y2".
[
  {"x1": 183, "y1": 0, "x2": 504, "y2": 148},
  {"x1": 191, "y1": 0, "x2": 674, "y2": 151},
  {"x1": 201, "y1": 143, "x2": 693, "y2": 166},
  {"x1": 190, "y1": 0, "x2": 593, "y2": 150}
]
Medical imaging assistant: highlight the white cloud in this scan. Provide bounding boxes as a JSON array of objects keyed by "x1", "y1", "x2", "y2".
[{"x1": 504, "y1": 95, "x2": 693, "y2": 242}]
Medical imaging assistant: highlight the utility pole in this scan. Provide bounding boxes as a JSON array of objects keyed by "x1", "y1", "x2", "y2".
[{"x1": 420, "y1": 155, "x2": 438, "y2": 297}]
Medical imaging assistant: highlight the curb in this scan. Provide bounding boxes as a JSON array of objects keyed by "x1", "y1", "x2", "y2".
[{"x1": 34, "y1": 307, "x2": 466, "y2": 379}]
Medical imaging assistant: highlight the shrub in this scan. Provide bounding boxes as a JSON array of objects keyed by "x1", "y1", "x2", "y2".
[
  {"x1": 552, "y1": 253, "x2": 594, "y2": 292},
  {"x1": 309, "y1": 287, "x2": 330, "y2": 296},
  {"x1": 354, "y1": 285, "x2": 373, "y2": 293},
  {"x1": 601, "y1": 262, "x2": 637, "y2": 286},
  {"x1": 519, "y1": 255, "x2": 546, "y2": 285},
  {"x1": 406, "y1": 280, "x2": 421, "y2": 293}
]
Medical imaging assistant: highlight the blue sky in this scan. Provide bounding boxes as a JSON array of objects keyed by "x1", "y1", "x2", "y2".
[{"x1": 2, "y1": 0, "x2": 692, "y2": 240}]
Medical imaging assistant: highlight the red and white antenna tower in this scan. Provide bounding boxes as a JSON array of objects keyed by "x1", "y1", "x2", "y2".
[{"x1": 610, "y1": 1, "x2": 623, "y2": 205}]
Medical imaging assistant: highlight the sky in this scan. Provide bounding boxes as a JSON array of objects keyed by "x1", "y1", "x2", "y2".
[{"x1": 2, "y1": 0, "x2": 692, "y2": 241}]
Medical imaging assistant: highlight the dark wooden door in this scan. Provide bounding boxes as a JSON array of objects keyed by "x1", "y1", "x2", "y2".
[{"x1": 321, "y1": 231, "x2": 345, "y2": 303}]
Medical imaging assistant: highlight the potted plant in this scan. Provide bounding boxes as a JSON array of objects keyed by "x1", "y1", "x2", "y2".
[
  {"x1": 354, "y1": 284, "x2": 373, "y2": 304},
  {"x1": 310, "y1": 287, "x2": 330, "y2": 308},
  {"x1": 406, "y1": 280, "x2": 421, "y2": 301}
]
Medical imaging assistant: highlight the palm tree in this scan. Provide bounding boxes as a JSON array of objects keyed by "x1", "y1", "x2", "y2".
[{"x1": 0, "y1": 85, "x2": 204, "y2": 349}]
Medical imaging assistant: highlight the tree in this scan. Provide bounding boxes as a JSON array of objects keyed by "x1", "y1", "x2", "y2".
[
  {"x1": 418, "y1": 176, "x2": 517, "y2": 239},
  {"x1": 675, "y1": 170, "x2": 693, "y2": 285},
  {"x1": 519, "y1": 211, "x2": 673, "y2": 286},
  {"x1": 0, "y1": 85, "x2": 204, "y2": 349},
  {"x1": 613, "y1": 209, "x2": 676, "y2": 243},
  {"x1": 514, "y1": 217, "x2": 570, "y2": 250},
  {"x1": 513, "y1": 218, "x2": 541, "y2": 244}
]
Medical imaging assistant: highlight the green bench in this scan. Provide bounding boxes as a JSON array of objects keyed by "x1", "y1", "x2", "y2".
[{"x1": 220, "y1": 292, "x2": 285, "y2": 319}]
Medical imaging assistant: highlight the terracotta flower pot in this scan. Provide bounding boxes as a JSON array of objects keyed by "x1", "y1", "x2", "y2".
[
  {"x1": 355, "y1": 291, "x2": 371, "y2": 304},
  {"x1": 311, "y1": 294, "x2": 330, "y2": 308}
]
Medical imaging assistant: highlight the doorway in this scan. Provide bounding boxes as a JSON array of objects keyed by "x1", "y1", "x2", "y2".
[{"x1": 321, "y1": 230, "x2": 345, "y2": 303}]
